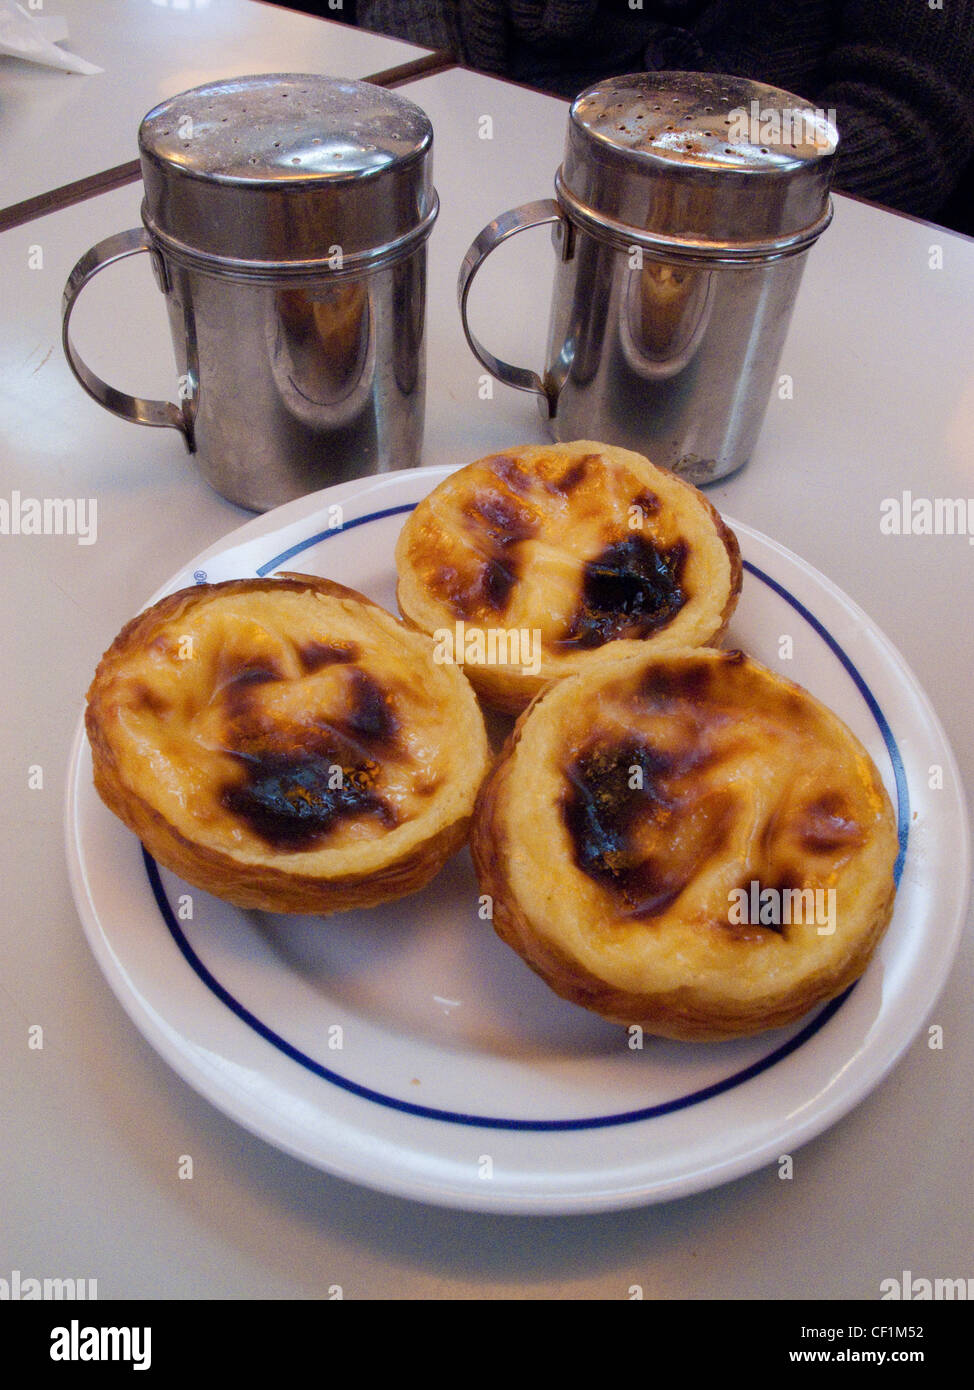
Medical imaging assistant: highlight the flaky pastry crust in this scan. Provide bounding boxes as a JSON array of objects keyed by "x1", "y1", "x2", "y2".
[
  {"x1": 86, "y1": 574, "x2": 490, "y2": 915},
  {"x1": 470, "y1": 647, "x2": 899, "y2": 1040},
  {"x1": 395, "y1": 440, "x2": 742, "y2": 712}
]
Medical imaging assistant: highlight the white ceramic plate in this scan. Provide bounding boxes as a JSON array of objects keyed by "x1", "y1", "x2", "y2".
[{"x1": 65, "y1": 467, "x2": 969, "y2": 1214}]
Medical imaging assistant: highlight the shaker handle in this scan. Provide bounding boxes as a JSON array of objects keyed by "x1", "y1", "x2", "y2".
[
  {"x1": 457, "y1": 199, "x2": 571, "y2": 419},
  {"x1": 61, "y1": 228, "x2": 192, "y2": 446}
]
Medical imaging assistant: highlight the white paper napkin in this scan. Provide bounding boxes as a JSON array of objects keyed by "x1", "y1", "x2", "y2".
[{"x1": 0, "y1": 0, "x2": 102, "y2": 74}]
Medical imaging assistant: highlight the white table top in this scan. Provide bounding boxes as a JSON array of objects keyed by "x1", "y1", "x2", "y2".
[
  {"x1": 0, "y1": 0, "x2": 428, "y2": 212},
  {"x1": 1, "y1": 52, "x2": 973, "y2": 1301}
]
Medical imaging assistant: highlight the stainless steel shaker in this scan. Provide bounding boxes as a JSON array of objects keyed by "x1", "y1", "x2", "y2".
[
  {"x1": 62, "y1": 74, "x2": 438, "y2": 511},
  {"x1": 459, "y1": 73, "x2": 837, "y2": 484}
]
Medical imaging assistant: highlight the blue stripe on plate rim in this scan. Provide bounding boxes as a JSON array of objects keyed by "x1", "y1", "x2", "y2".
[{"x1": 145, "y1": 505, "x2": 909, "y2": 1133}]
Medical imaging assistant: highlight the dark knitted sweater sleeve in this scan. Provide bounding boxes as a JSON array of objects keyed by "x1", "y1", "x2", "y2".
[
  {"x1": 684, "y1": 0, "x2": 974, "y2": 214},
  {"x1": 799, "y1": 2, "x2": 974, "y2": 216},
  {"x1": 450, "y1": 0, "x2": 974, "y2": 217}
]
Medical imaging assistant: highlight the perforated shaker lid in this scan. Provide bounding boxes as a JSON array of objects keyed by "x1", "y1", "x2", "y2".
[
  {"x1": 138, "y1": 73, "x2": 437, "y2": 274},
  {"x1": 557, "y1": 72, "x2": 838, "y2": 261}
]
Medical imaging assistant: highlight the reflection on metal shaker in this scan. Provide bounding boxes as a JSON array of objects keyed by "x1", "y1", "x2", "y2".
[
  {"x1": 627, "y1": 262, "x2": 712, "y2": 367},
  {"x1": 274, "y1": 285, "x2": 373, "y2": 422}
]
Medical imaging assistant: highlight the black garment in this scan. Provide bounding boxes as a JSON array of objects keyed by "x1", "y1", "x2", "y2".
[{"x1": 357, "y1": 0, "x2": 974, "y2": 223}]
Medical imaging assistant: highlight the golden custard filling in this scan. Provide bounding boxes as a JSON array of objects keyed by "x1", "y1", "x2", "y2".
[
  {"x1": 89, "y1": 579, "x2": 487, "y2": 880},
  {"x1": 551, "y1": 657, "x2": 886, "y2": 966},
  {"x1": 471, "y1": 648, "x2": 899, "y2": 1038},
  {"x1": 395, "y1": 442, "x2": 741, "y2": 710}
]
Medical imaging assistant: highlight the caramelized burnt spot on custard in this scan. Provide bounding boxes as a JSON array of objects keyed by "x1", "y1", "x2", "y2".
[
  {"x1": 431, "y1": 482, "x2": 539, "y2": 620},
  {"x1": 215, "y1": 654, "x2": 287, "y2": 720},
  {"x1": 547, "y1": 451, "x2": 601, "y2": 496},
  {"x1": 559, "y1": 533, "x2": 689, "y2": 649},
  {"x1": 297, "y1": 639, "x2": 359, "y2": 673},
  {"x1": 630, "y1": 488, "x2": 661, "y2": 520},
  {"x1": 340, "y1": 667, "x2": 399, "y2": 748},
  {"x1": 636, "y1": 648, "x2": 756, "y2": 712},
  {"x1": 483, "y1": 452, "x2": 533, "y2": 497},
  {"x1": 131, "y1": 682, "x2": 172, "y2": 717},
  {"x1": 221, "y1": 744, "x2": 397, "y2": 851},
  {"x1": 217, "y1": 658, "x2": 401, "y2": 852},
  {"x1": 561, "y1": 736, "x2": 734, "y2": 919},
  {"x1": 796, "y1": 790, "x2": 866, "y2": 855},
  {"x1": 560, "y1": 651, "x2": 842, "y2": 934},
  {"x1": 482, "y1": 448, "x2": 600, "y2": 499},
  {"x1": 724, "y1": 871, "x2": 803, "y2": 941},
  {"x1": 639, "y1": 651, "x2": 708, "y2": 702}
]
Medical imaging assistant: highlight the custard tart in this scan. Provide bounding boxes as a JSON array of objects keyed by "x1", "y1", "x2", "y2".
[
  {"x1": 471, "y1": 647, "x2": 899, "y2": 1040},
  {"x1": 395, "y1": 441, "x2": 742, "y2": 712},
  {"x1": 86, "y1": 574, "x2": 490, "y2": 915}
]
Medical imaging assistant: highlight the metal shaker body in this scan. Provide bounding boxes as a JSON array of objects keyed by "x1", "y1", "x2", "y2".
[
  {"x1": 62, "y1": 74, "x2": 437, "y2": 512},
  {"x1": 157, "y1": 244, "x2": 428, "y2": 512},
  {"x1": 541, "y1": 227, "x2": 809, "y2": 485},
  {"x1": 459, "y1": 72, "x2": 837, "y2": 483}
]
